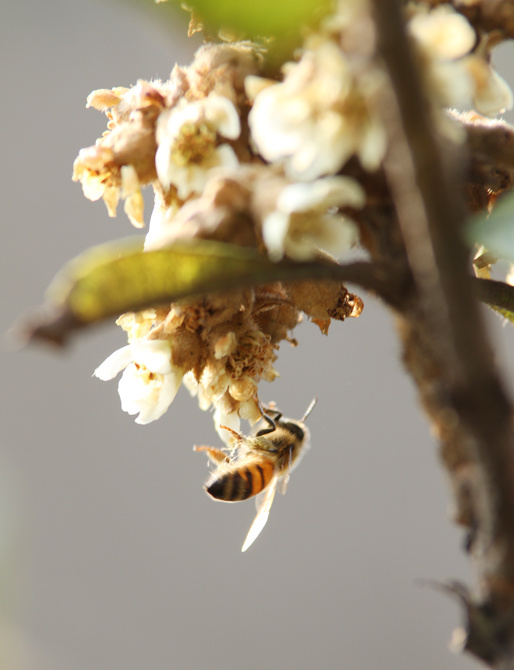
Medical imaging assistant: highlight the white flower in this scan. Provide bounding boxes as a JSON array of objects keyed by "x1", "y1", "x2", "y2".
[
  {"x1": 262, "y1": 176, "x2": 364, "y2": 261},
  {"x1": 408, "y1": 5, "x2": 513, "y2": 116},
  {"x1": 248, "y1": 40, "x2": 386, "y2": 180},
  {"x1": 94, "y1": 340, "x2": 183, "y2": 424},
  {"x1": 407, "y1": 6, "x2": 474, "y2": 109},
  {"x1": 155, "y1": 94, "x2": 241, "y2": 199},
  {"x1": 408, "y1": 5, "x2": 476, "y2": 60}
]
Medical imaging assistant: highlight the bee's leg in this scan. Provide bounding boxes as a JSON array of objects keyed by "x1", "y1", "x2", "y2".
[
  {"x1": 218, "y1": 425, "x2": 244, "y2": 442},
  {"x1": 256, "y1": 399, "x2": 281, "y2": 435},
  {"x1": 194, "y1": 446, "x2": 230, "y2": 465},
  {"x1": 263, "y1": 405, "x2": 283, "y2": 424}
]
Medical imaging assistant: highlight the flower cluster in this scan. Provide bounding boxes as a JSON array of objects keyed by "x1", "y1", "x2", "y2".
[
  {"x1": 71, "y1": 1, "x2": 512, "y2": 437},
  {"x1": 406, "y1": 3, "x2": 513, "y2": 115}
]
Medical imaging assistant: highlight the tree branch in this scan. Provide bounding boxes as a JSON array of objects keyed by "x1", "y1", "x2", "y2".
[{"x1": 371, "y1": 0, "x2": 514, "y2": 663}]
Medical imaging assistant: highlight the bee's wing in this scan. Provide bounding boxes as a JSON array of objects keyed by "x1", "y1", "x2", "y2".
[
  {"x1": 279, "y1": 472, "x2": 290, "y2": 495},
  {"x1": 241, "y1": 477, "x2": 278, "y2": 552}
]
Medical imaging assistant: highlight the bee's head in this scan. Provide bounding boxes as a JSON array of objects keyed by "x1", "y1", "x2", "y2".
[{"x1": 281, "y1": 420, "x2": 305, "y2": 442}]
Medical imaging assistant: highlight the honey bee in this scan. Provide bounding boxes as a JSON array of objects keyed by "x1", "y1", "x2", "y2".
[{"x1": 194, "y1": 398, "x2": 316, "y2": 552}]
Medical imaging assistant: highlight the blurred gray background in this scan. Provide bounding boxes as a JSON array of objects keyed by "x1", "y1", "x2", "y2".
[{"x1": 2, "y1": 2, "x2": 514, "y2": 669}]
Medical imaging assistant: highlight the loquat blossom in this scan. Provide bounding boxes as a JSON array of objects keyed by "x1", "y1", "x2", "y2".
[
  {"x1": 155, "y1": 94, "x2": 241, "y2": 199},
  {"x1": 407, "y1": 4, "x2": 513, "y2": 116},
  {"x1": 262, "y1": 177, "x2": 364, "y2": 261},
  {"x1": 94, "y1": 339, "x2": 183, "y2": 425},
  {"x1": 247, "y1": 38, "x2": 387, "y2": 181},
  {"x1": 73, "y1": 79, "x2": 166, "y2": 226},
  {"x1": 78, "y1": 27, "x2": 375, "y2": 433}
]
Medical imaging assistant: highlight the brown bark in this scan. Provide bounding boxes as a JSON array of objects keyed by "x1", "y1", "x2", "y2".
[{"x1": 366, "y1": 0, "x2": 514, "y2": 665}]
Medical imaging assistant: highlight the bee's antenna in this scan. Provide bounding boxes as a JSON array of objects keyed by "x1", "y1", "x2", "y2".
[{"x1": 301, "y1": 397, "x2": 318, "y2": 422}]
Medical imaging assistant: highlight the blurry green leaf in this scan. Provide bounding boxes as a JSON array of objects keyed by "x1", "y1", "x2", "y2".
[
  {"x1": 489, "y1": 306, "x2": 514, "y2": 325},
  {"x1": 472, "y1": 277, "x2": 514, "y2": 325},
  {"x1": 467, "y1": 192, "x2": 514, "y2": 262},
  {"x1": 21, "y1": 238, "x2": 360, "y2": 346},
  {"x1": 176, "y1": 0, "x2": 330, "y2": 46}
]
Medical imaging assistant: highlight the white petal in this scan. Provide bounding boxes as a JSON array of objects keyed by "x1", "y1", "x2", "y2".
[
  {"x1": 474, "y1": 69, "x2": 514, "y2": 116},
  {"x1": 409, "y1": 7, "x2": 475, "y2": 60},
  {"x1": 358, "y1": 119, "x2": 388, "y2": 171},
  {"x1": 118, "y1": 364, "x2": 183, "y2": 425},
  {"x1": 131, "y1": 340, "x2": 172, "y2": 375},
  {"x1": 168, "y1": 145, "x2": 240, "y2": 200},
  {"x1": 94, "y1": 345, "x2": 132, "y2": 381},
  {"x1": 213, "y1": 143, "x2": 240, "y2": 170},
  {"x1": 249, "y1": 87, "x2": 308, "y2": 161},
  {"x1": 283, "y1": 215, "x2": 359, "y2": 262},
  {"x1": 205, "y1": 95, "x2": 241, "y2": 139},
  {"x1": 431, "y1": 60, "x2": 473, "y2": 109},
  {"x1": 286, "y1": 113, "x2": 349, "y2": 180},
  {"x1": 182, "y1": 371, "x2": 199, "y2": 397},
  {"x1": 118, "y1": 364, "x2": 143, "y2": 416},
  {"x1": 155, "y1": 139, "x2": 172, "y2": 190},
  {"x1": 135, "y1": 368, "x2": 183, "y2": 425},
  {"x1": 238, "y1": 398, "x2": 263, "y2": 425},
  {"x1": 174, "y1": 165, "x2": 208, "y2": 200},
  {"x1": 316, "y1": 214, "x2": 359, "y2": 256},
  {"x1": 277, "y1": 177, "x2": 364, "y2": 214},
  {"x1": 262, "y1": 211, "x2": 290, "y2": 261},
  {"x1": 321, "y1": 177, "x2": 366, "y2": 209},
  {"x1": 244, "y1": 75, "x2": 276, "y2": 102},
  {"x1": 197, "y1": 386, "x2": 213, "y2": 411},
  {"x1": 144, "y1": 202, "x2": 178, "y2": 251}
]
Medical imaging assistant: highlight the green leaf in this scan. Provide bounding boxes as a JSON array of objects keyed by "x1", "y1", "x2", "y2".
[
  {"x1": 177, "y1": 0, "x2": 331, "y2": 51},
  {"x1": 472, "y1": 276, "x2": 514, "y2": 325},
  {"x1": 467, "y1": 192, "x2": 514, "y2": 262},
  {"x1": 488, "y1": 306, "x2": 514, "y2": 325},
  {"x1": 20, "y1": 238, "x2": 360, "y2": 346}
]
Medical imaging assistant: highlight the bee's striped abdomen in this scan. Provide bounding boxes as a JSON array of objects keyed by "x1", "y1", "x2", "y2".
[{"x1": 205, "y1": 457, "x2": 275, "y2": 501}]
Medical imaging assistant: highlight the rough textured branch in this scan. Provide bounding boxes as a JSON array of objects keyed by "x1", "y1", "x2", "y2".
[{"x1": 371, "y1": 0, "x2": 514, "y2": 664}]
